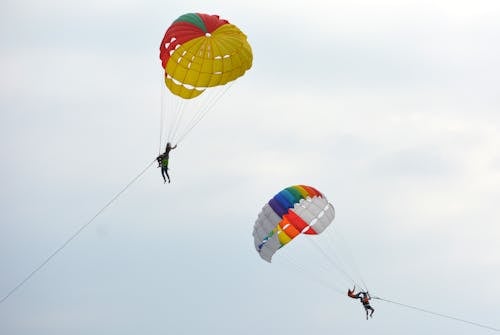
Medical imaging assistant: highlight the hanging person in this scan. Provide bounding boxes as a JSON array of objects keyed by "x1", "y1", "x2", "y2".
[
  {"x1": 348, "y1": 286, "x2": 375, "y2": 320},
  {"x1": 156, "y1": 142, "x2": 177, "y2": 183}
]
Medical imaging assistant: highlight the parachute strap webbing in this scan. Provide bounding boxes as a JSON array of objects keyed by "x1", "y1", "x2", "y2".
[
  {"x1": 0, "y1": 159, "x2": 156, "y2": 305},
  {"x1": 374, "y1": 296, "x2": 500, "y2": 332}
]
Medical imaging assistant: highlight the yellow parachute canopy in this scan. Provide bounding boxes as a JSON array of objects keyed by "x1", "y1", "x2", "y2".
[{"x1": 160, "y1": 13, "x2": 253, "y2": 99}]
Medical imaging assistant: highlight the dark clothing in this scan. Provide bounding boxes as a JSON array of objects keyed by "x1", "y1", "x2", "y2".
[{"x1": 360, "y1": 292, "x2": 374, "y2": 319}]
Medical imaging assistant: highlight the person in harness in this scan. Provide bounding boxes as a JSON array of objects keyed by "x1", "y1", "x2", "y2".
[
  {"x1": 347, "y1": 286, "x2": 375, "y2": 320},
  {"x1": 156, "y1": 142, "x2": 177, "y2": 183}
]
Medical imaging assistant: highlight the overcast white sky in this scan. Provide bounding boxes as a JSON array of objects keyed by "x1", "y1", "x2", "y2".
[{"x1": 1, "y1": 1, "x2": 500, "y2": 334}]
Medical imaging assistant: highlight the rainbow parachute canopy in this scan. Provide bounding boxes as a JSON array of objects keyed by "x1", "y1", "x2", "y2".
[
  {"x1": 159, "y1": 13, "x2": 253, "y2": 99},
  {"x1": 253, "y1": 185, "x2": 336, "y2": 262}
]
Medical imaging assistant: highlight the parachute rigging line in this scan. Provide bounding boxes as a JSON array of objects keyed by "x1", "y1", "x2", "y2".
[
  {"x1": 159, "y1": 78, "x2": 166, "y2": 154},
  {"x1": 279, "y1": 252, "x2": 346, "y2": 295},
  {"x1": 306, "y1": 234, "x2": 364, "y2": 289},
  {"x1": 175, "y1": 82, "x2": 233, "y2": 145},
  {"x1": 0, "y1": 159, "x2": 156, "y2": 305},
  {"x1": 374, "y1": 296, "x2": 500, "y2": 332},
  {"x1": 165, "y1": 97, "x2": 186, "y2": 145},
  {"x1": 325, "y1": 225, "x2": 370, "y2": 292},
  {"x1": 158, "y1": 79, "x2": 233, "y2": 148}
]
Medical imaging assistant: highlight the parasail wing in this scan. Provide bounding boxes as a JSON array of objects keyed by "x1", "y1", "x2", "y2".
[
  {"x1": 160, "y1": 13, "x2": 253, "y2": 99},
  {"x1": 253, "y1": 185, "x2": 335, "y2": 262}
]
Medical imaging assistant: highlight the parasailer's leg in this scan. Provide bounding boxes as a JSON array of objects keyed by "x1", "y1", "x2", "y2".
[
  {"x1": 161, "y1": 167, "x2": 167, "y2": 183},
  {"x1": 164, "y1": 168, "x2": 171, "y2": 183},
  {"x1": 365, "y1": 306, "x2": 374, "y2": 319},
  {"x1": 161, "y1": 160, "x2": 171, "y2": 183}
]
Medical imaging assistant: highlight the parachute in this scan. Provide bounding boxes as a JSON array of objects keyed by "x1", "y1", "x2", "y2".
[
  {"x1": 253, "y1": 185, "x2": 336, "y2": 262},
  {"x1": 252, "y1": 185, "x2": 368, "y2": 295},
  {"x1": 160, "y1": 13, "x2": 253, "y2": 99},
  {"x1": 158, "y1": 13, "x2": 253, "y2": 147}
]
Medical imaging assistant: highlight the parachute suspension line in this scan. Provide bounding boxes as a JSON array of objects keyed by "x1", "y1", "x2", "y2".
[
  {"x1": 290, "y1": 236, "x2": 352, "y2": 290},
  {"x1": 175, "y1": 82, "x2": 234, "y2": 145},
  {"x1": 159, "y1": 77, "x2": 183, "y2": 152},
  {"x1": 306, "y1": 236, "x2": 364, "y2": 290},
  {"x1": 319, "y1": 228, "x2": 360, "y2": 285},
  {"x1": 278, "y1": 252, "x2": 345, "y2": 295},
  {"x1": 0, "y1": 159, "x2": 156, "y2": 305},
  {"x1": 325, "y1": 224, "x2": 370, "y2": 292},
  {"x1": 171, "y1": 91, "x2": 203, "y2": 144},
  {"x1": 320, "y1": 228, "x2": 364, "y2": 291},
  {"x1": 299, "y1": 200, "x2": 364, "y2": 289},
  {"x1": 159, "y1": 76, "x2": 167, "y2": 154},
  {"x1": 291, "y1": 231, "x2": 352, "y2": 289},
  {"x1": 374, "y1": 296, "x2": 500, "y2": 332},
  {"x1": 166, "y1": 97, "x2": 186, "y2": 145},
  {"x1": 159, "y1": 75, "x2": 184, "y2": 151}
]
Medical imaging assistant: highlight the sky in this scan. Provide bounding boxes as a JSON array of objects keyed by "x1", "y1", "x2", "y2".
[{"x1": 1, "y1": 0, "x2": 500, "y2": 334}]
